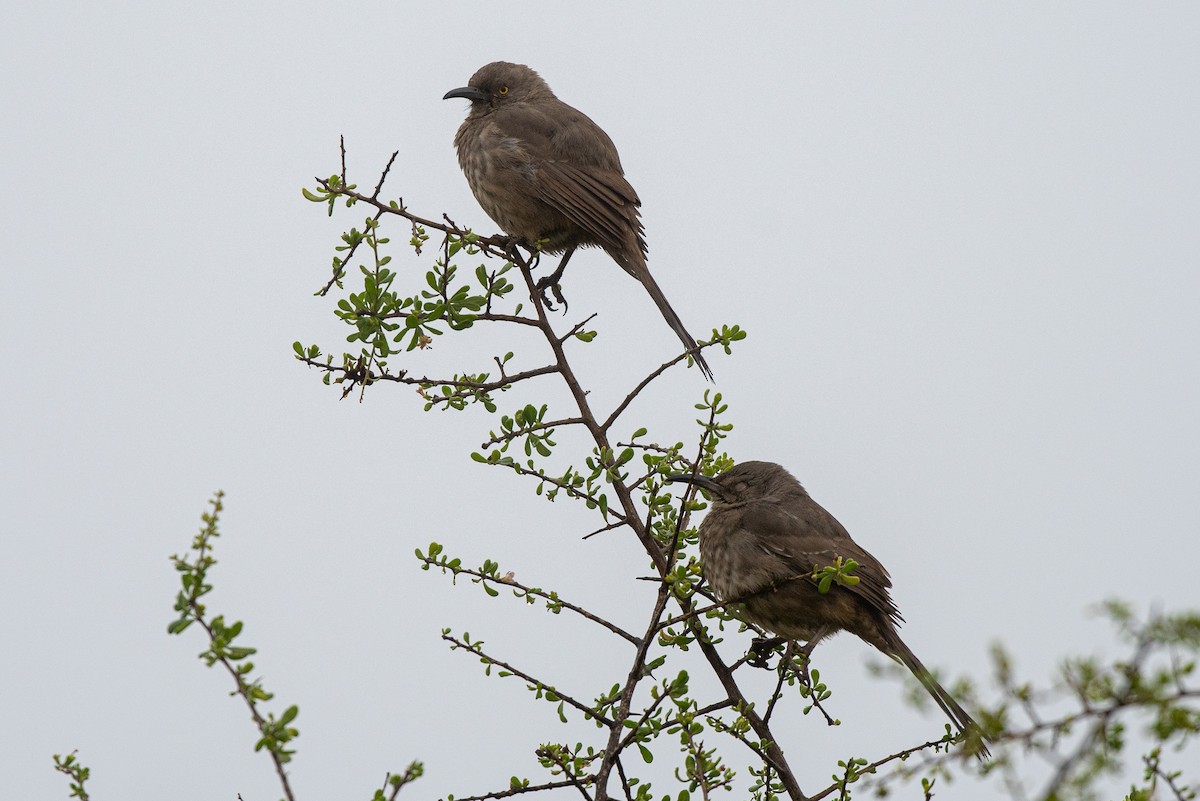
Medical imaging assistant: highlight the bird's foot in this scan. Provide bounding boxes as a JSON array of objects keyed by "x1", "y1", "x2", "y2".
[
  {"x1": 500, "y1": 237, "x2": 525, "y2": 263},
  {"x1": 535, "y1": 276, "x2": 569, "y2": 313},
  {"x1": 747, "y1": 636, "x2": 787, "y2": 669}
]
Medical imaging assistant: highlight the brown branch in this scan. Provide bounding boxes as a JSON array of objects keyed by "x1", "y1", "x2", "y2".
[
  {"x1": 480, "y1": 417, "x2": 587, "y2": 449},
  {"x1": 511, "y1": 255, "x2": 667, "y2": 575},
  {"x1": 1150, "y1": 754, "x2": 1193, "y2": 801},
  {"x1": 422, "y1": 560, "x2": 640, "y2": 645},
  {"x1": 613, "y1": 758, "x2": 635, "y2": 801},
  {"x1": 656, "y1": 575, "x2": 810, "y2": 633},
  {"x1": 581, "y1": 520, "x2": 627, "y2": 540},
  {"x1": 491, "y1": 461, "x2": 628, "y2": 523},
  {"x1": 385, "y1": 763, "x2": 423, "y2": 801},
  {"x1": 369, "y1": 146, "x2": 398, "y2": 200},
  {"x1": 765, "y1": 644, "x2": 839, "y2": 728},
  {"x1": 471, "y1": 311, "x2": 543, "y2": 327},
  {"x1": 601, "y1": 352, "x2": 693, "y2": 434},
  {"x1": 703, "y1": 706, "x2": 790, "y2": 781},
  {"x1": 317, "y1": 208, "x2": 385, "y2": 296},
  {"x1": 442, "y1": 632, "x2": 613, "y2": 727},
  {"x1": 688, "y1": 618, "x2": 807, "y2": 800},
  {"x1": 193, "y1": 612, "x2": 296, "y2": 801},
  {"x1": 295, "y1": 354, "x2": 557, "y2": 397},
  {"x1": 317, "y1": 176, "x2": 512, "y2": 255},
  {"x1": 592, "y1": 581, "x2": 674, "y2": 798},
  {"x1": 339, "y1": 135, "x2": 349, "y2": 186},
  {"x1": 763, "y1": 642, "x2": 795, "y2": 725},
  {"x1": 808, "y1": 737, "x2": 953, "y2": 801},
  {"x1": 614, "y1": 680, "x2": 675, "y2": 754},
  {"x1": 445, "y1": 776, "x2": 597, "y2": 801},
  {"x1": 557, "y1": 312, "x2": 599, "y2": 344}
]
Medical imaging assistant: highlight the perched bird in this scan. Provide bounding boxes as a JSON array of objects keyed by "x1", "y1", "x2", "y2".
[
  {"x1": 669, "y1": 460, "x2": 988, "y2": 754},
  {"x1": 444, "y1": 61, "x2": 713, "y2": 380}
]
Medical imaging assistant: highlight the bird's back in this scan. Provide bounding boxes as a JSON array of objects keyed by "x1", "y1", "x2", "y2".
[
  {"x1": 455, "y1": 96, "x2": 645, "y2": 265},
  {"x1": 700, "y1": 492, "x2": 903, "y2": 645}
]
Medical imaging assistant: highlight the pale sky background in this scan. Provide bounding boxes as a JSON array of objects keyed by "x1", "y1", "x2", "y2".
[{"x1": 3, "y1": 3, "x2": 1198, "y2": 800}]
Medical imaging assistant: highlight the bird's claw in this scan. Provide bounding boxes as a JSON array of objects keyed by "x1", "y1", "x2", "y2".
[
  {"x1": 747, "y1": 636, "x2": 786, "y2": 669},
  {"x1": 535, "y1": 278, "x2": 569, "y2": 313}
]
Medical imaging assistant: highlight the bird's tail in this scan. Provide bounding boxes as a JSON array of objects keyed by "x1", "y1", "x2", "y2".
[
  {"x1": 886, "y1": 631, "x2": 991, "y2": 759},
  {"x1": 619, "y1": 252, "x2": 714, "y2": 381}
]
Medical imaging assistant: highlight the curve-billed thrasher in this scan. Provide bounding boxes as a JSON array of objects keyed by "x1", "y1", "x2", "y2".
[
  {"x1": 669, "y1": 460, "x2": 988, "y2": 754},
  {"x1": 444, "y1": 61, "x2": 713, "y2": 381}
]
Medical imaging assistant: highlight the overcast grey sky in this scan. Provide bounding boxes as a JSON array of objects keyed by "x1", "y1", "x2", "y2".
[{"x1": 3, "y1": 2, "x2": 1198, "y2": 799}]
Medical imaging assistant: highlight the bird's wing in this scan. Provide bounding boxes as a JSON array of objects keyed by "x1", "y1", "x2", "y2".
[
  {"x1": 738, "y1": 500, "x2": 903, "y2": 626},
  {"x1": 493, "y1": 103, "x2": 644, "y2": 262}
]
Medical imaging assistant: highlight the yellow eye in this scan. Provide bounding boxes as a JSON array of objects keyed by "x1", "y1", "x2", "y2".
[{"x1": 498, "y1": 85, "x2": 509, "y2": 95}]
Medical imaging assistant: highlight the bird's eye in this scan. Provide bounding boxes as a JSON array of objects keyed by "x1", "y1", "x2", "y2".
[{"x1": 498, "y1": 85, "x2": 509, "y2": 95}]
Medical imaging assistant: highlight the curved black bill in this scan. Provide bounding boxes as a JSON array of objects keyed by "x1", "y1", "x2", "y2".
[
  {"x1": 443, "y1": 86, "x2": 488, "y2": 102},
  {"x1": 666, "y1": 473, "x2": 721, "y2": 493}
]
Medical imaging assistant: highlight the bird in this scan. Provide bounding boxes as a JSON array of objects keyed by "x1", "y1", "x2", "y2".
[
  {"x1": 668, "y1": 460, "x2": 989, "y2": 755},
  {"x1": 443, "y1": 61, "x2": 713, "y2": 381}
]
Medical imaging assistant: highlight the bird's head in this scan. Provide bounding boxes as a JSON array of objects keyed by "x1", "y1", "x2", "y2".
[
  {"x1": 667, "y1": 461, "x2": 804, "y2": 505},
  {"x1": 443, "y1": 61, "x2": 554, "y2": 109}
]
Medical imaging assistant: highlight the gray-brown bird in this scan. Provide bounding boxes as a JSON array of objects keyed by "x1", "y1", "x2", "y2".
[
  {"x1": 669, "y1": 460, "x2": 988, "y2": 754},
  {"x1": 444, "y1": 62, "x2": 713, "y2": 380}
]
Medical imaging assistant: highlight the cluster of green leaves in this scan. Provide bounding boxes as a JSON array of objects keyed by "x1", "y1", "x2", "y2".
[
  {"x1": 488, "y1": 403, "x2": 556, "y2": 458},
  {"x1": 302, "y1": 173, "x2": 357, "y2": 219},
  {"x1": 52, "y1": 752, "x2": 90, "y2": 801},
  {"x1": 697, "y1": 323, "x2": 747, "y2": 361},
  {"x1": 536, "y1": 742, "x2": 601, "y2": 787},
  {"x1": 812, "y1": 556, "x2": 860, "y2": 594},
  {"x1": 342, "y1": 235, "x2": 510, "y2": 353},
  {"x1": 297, "y1": 176, "x2": 526, "y2": 404}
]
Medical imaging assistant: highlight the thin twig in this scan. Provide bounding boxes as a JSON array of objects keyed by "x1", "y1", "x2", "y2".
[
  {"x1": 558, "y1": 312, "x2": 599, "y2": 345},
  {"x1": 295, "y1": 355, "x2": 557, "y2": 397},
  {"x1": 420, "y1": 560, "x2": 640, "y2": 645},
  {"x1": 480, "y1": 417, "x2": 588, "y2": 450},
  {"x1": 193, "y1": 612, "x2": 296, "y2": 801},
  {"x1": 581, "y1": 520, "x2": 627, "y2": 540},
  {"x1": 592, "y1": 581, "x2": 674, "y2": 798},
  {"x1": 809, "y1": 738, "x2": 953, "y2": 801},
  {"x1": 442, "y1": 632, "x2": 613, "y2": 727},
  {"x1": 1036, "y1": 632, "x2": 1156, "y2": 801},
  {"x1": 446, "y1": 776, "x2": 597, "y2": 801}
]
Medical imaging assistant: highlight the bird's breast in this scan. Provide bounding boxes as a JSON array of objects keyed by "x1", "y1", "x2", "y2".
[
  {"x1": 700, "y1": 510, "x2": 780, "y2": 601},
  {"x1": 453, "y1": 121, "x2": 565, "y2": 243}
]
